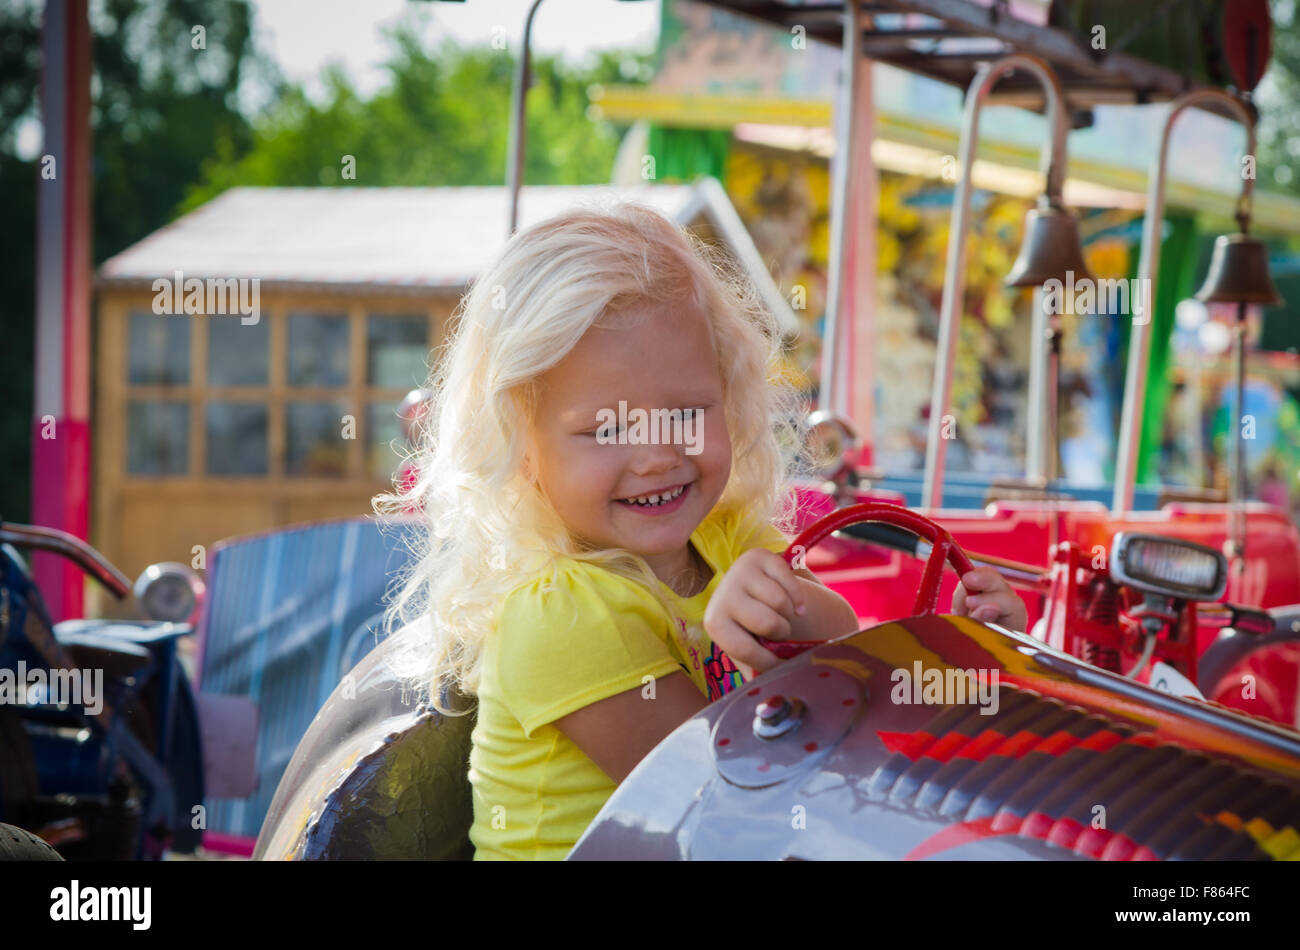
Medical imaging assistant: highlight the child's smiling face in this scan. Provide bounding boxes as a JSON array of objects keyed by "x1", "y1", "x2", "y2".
[{"x1": 525, "y1": 300, "x2": 732, "y2": 581}]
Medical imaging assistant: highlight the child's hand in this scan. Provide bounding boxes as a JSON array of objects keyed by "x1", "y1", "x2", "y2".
[
  {"x1": 703, "y1": 549, "x2": 804, "y2": 681},
  {"x1": 952, "y1": 567, "x2": 1027, "y2": 632}
]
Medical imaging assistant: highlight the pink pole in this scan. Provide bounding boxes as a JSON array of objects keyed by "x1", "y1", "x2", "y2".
[
  {"x1": 848, "y1": 56, "x2": 876, "y2": 468},
  {"x1": 32, "y1": 0, "x2": 92, "y2": 621}
]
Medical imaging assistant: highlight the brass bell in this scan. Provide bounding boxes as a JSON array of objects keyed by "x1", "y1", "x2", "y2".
[
  {"x1": 1004, "y1": 202, "x2": 1095, "y2": 288},
  {"x1": 1194, "y1": 233, "x2": 1285, "y2": 307}
]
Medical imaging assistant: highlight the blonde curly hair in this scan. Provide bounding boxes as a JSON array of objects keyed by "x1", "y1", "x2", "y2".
[{"x1": 375, "y1": 200, "x2": 808, "y2": 715}]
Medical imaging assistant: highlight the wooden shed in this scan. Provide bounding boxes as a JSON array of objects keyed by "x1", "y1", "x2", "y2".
[{"x1": 92, "y1": 180, "x2": 799, "y2": 582}]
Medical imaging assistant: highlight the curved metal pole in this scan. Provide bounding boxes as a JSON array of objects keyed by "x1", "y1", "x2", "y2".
[
  {"x1": 819, "y1": 0, "x2": 862, "y2": 418},
  {"x1": 507, "y1": 0, "x2": 546, "y2": 237},
  {"x1": 1025, "y1": 285, "x2": 1048, "y2": 483},
  {"x1": 1111, "y1": 90, "x2": 1256, "y2": 515},
  {"x1": 921, "y1": 54, "x2": 1069, "y2": 509},
  {"x1": 1229, "y1": 300, "x2": 1248, "y2": 574},
  {"x1": 0, "y1": 522, "x2": 131, "y2": 599}
]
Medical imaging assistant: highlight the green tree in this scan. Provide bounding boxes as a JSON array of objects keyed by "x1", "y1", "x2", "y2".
[
  {"x1": 1261, "y1": 0, "x2": 1300, "y2": 196},
  {"x1": 184, "y1": 33, "x2": 651, "y2": 206},
  {"x1": 89, "y1": 0, "x2": 276, "y2": 262},
  {"x1": 0, "y1": 0, "x2": 273, "y2": 522},
  {"x1": 0, "y1": 1, "x2": 41, "y2": 524}
]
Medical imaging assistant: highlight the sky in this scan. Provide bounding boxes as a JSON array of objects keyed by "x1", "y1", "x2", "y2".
[{"x1": 248, "y1": 0, "x2": 662, "y2": 102}]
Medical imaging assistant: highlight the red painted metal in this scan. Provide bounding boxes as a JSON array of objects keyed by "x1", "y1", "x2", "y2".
[
  {"x1": 762, "y1": 501, "x2": 976, "y2": 658},
  {"x1": 199, "y1": 831, "x2": 257, "y2": 858},
  {"x1": 789, "y1": 486, "x2": 1300, "y2": 627},
  {"x1": 31, "y1": 0, "x2": 93, "y2": 622},
  {"x1": 781, "y1": 484, "x2": 1300, "y2": 728}
]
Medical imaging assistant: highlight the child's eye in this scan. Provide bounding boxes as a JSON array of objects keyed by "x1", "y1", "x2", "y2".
[{"x1": 583, "y1": 407, "x2": 705, "y2": 439}]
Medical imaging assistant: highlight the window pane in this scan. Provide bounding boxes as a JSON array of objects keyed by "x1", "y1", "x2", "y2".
[
  {"x1": 367, "y1": 314, "x2": 429, "y2": 388},
  {"x1": 367, "y1": 402, "x2": 406, "y2": 481},
  {"x1": 287, "y1": 312, "x2": 349, "y2": 386},
  {"x1": 206, "y1": 403, "x2": 268, "y2": 475},
  {"x1": 286, "y1": 402, "x2": 348, "y2": 477},
  {"x1": 127, "y1": 402, "x2": 188, "y2": 475},
  {"x1": 209, "y1": 314, "x2": 269, "y2": 385},
  {"x1": 128, "y1": 312, "x2": 190, "y2": 384}
]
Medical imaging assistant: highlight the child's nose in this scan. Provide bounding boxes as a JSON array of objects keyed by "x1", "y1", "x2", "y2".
[{"x1": 628, "y1": 438, "x2": 682, "y2": 475}]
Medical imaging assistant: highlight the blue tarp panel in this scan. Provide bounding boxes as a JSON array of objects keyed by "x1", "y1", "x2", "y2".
[{"x1": 195, "y1": 517, "x2": 422, "y2": 840}]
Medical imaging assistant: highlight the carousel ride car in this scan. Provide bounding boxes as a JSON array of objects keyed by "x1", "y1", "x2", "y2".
[{"x1": 255, "y1": 502, "x2": 1300, "y2": 860}]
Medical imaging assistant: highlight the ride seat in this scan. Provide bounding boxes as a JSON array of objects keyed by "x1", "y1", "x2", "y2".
[
  {"x1": 52, "y1": 626, "x2": 152, "y2": 681},
  {"x1": 253, "y1": 622, "x2": 476, "y2": 860},
  {"x1": 1156, "y1": 487, "x2": 1228, "y2": 507},
  {"x1": 982, "y1": 479, "x2": 1076, "y2": 505}
]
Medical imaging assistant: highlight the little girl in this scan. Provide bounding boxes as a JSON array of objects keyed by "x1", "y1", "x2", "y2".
[{"x1": 379, "y1": 202, "x2": 1026, "y2": 860}]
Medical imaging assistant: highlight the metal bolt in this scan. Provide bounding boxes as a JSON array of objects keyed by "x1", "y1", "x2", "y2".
[
  {"x1": 758, "y1": 694, "x2": 790, "y2": 723},
  {"x1": 753, "y1": 695, "x2": 805, "y2": 740}
]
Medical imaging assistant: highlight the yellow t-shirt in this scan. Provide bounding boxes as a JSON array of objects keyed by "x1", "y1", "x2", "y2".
[{"x1": 468, "y1": 505, "x2": 789, "y2": 860}]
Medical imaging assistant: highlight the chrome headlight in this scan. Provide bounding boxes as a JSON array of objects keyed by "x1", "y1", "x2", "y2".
[
  {"x1": 134, "y1": 562, "x2": 206, "y2": 623},
  {"x1": 1110, "y1": 533, "x2": 1227, "y2": 602}
]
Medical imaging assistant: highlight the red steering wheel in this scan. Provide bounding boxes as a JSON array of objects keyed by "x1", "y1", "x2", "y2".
[{"x1": 760, "y1": 502, "x2": 975, "y2": 659}]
